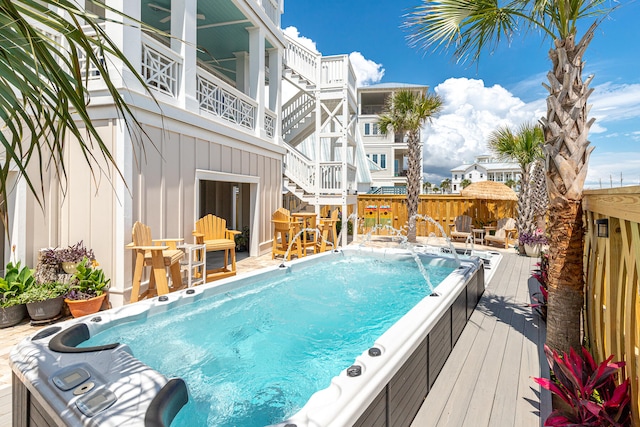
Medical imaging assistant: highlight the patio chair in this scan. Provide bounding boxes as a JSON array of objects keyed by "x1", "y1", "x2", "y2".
[
  {"x1": 318, "y1": 208, "x2": 339, "y2": 252},
  {"x1": 193, "y1": 214, "x2": 240, "y2": 282},
  {"x1": 126, "y1": 221, "x2": 184, "y2": 303},
  {"x1": 484, "y1": 218, "x2": 517, "y2": 249},
  {"x1": 272, "y1": 208, "x2": 302, "y2": 260},
  {"x1": 449, "y1": 215, "x2": 473, "y2": 241}
]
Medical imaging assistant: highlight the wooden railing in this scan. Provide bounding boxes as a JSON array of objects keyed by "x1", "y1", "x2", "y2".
[
  {"x1": 356, "y1": 195, "x2": 517, "y2": 236},
  {"x1": 583, "y1": 186, "x2": 640, "y2": 425}
]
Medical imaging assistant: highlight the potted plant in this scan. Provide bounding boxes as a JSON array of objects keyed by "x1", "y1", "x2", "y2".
[
  {"x1": 64, "y1": 257, "x2": 110, "y2": 318},
  {"x1": 519, "y1": 229, "x2": 548, "y2": 257},
  {"x1": 57, "y1": 241, "x2": 95, "y2": 274},
  {"x1": 234, "y1": 226, "x2": 250, "y2": 252},
  {"x1": 0, "y1": 261, "x2": 35, "y2": 328},
  {"x1": 20, "y1": 281, "x2": 69, "y2": 322}
]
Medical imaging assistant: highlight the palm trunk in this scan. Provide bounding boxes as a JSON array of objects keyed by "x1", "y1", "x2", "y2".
[
  {"x1": 406, "y1": 131, "x2": 421, "y2": 243},
  {"x1": 517, "y1": 167, "x2": 534, "y2": 254},
  {"x1": 541, "y1": 24, "x2": 596, "y2": 353}
]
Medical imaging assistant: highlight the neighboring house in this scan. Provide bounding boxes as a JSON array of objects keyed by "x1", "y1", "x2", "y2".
[
  {"x1": 358, "y1": 83, "x2": 429, "y2": 193},
  {"x1": 6, "y1": 0, "x2": 363, "y2": 307},
  {"x1": 450, "y1": 155, "x2": 521, "y2": 193}
]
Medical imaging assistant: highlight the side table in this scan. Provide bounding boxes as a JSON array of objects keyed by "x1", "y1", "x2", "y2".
[
  {"x1": 471, "y1": 228, "x2": 485, "y2": 245},
  {"x1": 178, "y1": 243, "x2": 206, "y2": 287}
]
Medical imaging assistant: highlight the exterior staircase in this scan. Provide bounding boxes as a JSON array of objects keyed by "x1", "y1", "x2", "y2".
[{"x1": 280, "y1": 34, "x2": 359, "y2": 212}]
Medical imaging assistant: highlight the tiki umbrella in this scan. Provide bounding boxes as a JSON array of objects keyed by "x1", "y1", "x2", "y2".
[
  {"x1": 460, "y1": 181, "x2": 518, "y2": 223},
  {"x1": 460, "y1": 181, "x2": 518, "y2": 201}
]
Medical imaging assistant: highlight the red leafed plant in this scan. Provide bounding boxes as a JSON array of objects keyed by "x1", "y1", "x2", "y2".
[
  {"x1": 530, "y1": 252, "x2": 549, "y2": 321},
  {"x1": 533, "y1": 344, "x2": 631, "y2": 426}
]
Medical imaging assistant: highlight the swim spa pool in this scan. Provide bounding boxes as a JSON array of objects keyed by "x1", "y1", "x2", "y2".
[{"x1": 11, "y1": 247, "x2": 496, "y2": 426}]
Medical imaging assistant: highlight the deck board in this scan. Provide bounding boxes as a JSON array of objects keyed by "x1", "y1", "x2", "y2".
[{"x1": 412, "y1": 253, "x2": 548, "y2": 427}]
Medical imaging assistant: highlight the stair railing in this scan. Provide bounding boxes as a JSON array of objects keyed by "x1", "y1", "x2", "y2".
[
  {"x1": 283, "y1": 141, "x2": 316, "y2": 194},
  {"x1": 283, "y1": 34, "x2": 319, "y2": 85},
  {"x1": 282, "y1": 91, "x2": 315, "y2": 137}
]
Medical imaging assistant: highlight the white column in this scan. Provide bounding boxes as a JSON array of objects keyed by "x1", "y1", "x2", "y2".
[
  {"x1": 105, "y1": 1, "x2": 143, "y2": 92},
  {"x1": 233, "y1": 51, "x2": 249, "y2": 94},
  {"x1": 248, "y1": 27, "x2": 265, "y2": 138},
  {"x1": 268, "y1": 47, "x2": 282, "y2": 141},
  {"x1": 171, "y1": 0, "x2": 198, "y2": 111}
]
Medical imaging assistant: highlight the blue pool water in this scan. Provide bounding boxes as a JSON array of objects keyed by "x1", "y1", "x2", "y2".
[{"x1": 82, "y1": 254, "x2": 455, "y2": 426}]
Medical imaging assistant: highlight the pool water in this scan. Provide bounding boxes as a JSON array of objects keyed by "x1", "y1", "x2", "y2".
[{"x1": 82, "y1": 255, "x2": 455, "y2": 426}]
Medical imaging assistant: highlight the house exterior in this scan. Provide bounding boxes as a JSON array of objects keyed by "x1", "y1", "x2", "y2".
[
  {"x1": 5, "y1": 0, "x2": 364, "y2": 307},
  {"x1": 450, "y1": 155, "x2": 521, "y2": 193},
  {"x1": 358, "y1": 83, "x2": 429, "y2": 193}
]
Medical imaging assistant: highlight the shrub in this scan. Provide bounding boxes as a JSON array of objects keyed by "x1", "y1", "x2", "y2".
[
  {"x1": 533, "y1": 345, "x2": 631, "y2": 426},
  {"x1": 0, "y1": 262, "x2": 35, "y2": 308},
  {"x1": 66, "y1": 257, "x2": 110, "y2": 300}
]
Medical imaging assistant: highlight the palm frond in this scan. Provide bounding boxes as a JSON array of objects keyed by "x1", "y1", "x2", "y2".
[{"x1": 0, "y1": 0, "x2": 157, "y2": 236}]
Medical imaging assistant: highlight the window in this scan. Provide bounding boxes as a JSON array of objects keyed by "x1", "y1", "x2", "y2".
[
  {"x1": 454, "y1": 174, "x2": 458, "y2": 180},
  {"x1": 372, "y1": 154, "x2": 378, "y2": 163},
  {"x1": 480, "y1": 173, "x2": 483, "y2": 178},
  {"x1": 372, "y1": 123, "x2": 380, "y2": 135},
  {"x1": 380, "y1": 154, "x2": 386, "y2": 169},
  {"x1": 364, "y1": 123, "x2": 370, "y2": 135}
]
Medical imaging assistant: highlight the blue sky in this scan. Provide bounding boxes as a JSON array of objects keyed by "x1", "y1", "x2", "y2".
[{"x1": 282, "y1": 1, "x2": 640, "y2": 188}]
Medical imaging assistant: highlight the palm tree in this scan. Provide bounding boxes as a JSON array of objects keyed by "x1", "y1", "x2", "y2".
[
  {"x1": 423, "y1": 181, "x2": 433, "y2": 193},
  {"x1": 504, "y1": 179, "x2": 516, "y2": 189},
  {"x1": 488, "y1": 123, "x2": 545, "y2": 254},
  {"x1": 459, "y1": 178, "x2": 472, "y2": 189},
  {"x1": 405, "y1": 0, "x2": 612, "y2": 351},
  {"x1": 1, "y1": 1, "x2": 151, "y2": 233},
  {"x1": 440, "y1": 178, "x2": 452, "y2": 194},
  {"x1": 378, "y1": 90, "x2": 443, "y2": 243}
]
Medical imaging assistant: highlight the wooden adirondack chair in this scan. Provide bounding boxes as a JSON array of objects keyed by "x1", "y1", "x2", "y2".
[
  {"x1": 318, "y1": 208, "x2": 339, "y2": 252},
  {"x1": 126, "y1": 221, "x2": 184, "y2": 303},
  {"x1": 449, "y1": 215, "x2": 473, "y2": 241},
  {"x1": 193, "y1": 214, "x2": 240, "y2": 282},
  {"x1": 271, "y1": 208, "x2": 301, "y2": 260},
  {"x1": 484, "y1": 218, "x2": 517, "y2": 249}
]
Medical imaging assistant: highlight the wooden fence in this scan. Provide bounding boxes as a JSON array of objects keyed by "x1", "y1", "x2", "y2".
[
  {"x1": 583, "y1": 186, "x2": 640, "y2": 425},
  {"x1": 356, "y1": 194, "x2": 517, "y2": 237}
]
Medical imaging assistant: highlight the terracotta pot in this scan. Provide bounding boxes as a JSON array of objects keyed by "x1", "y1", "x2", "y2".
[
  {"x1": 0, "y1": 304, "x2": 27, "y2": 328},
  {"x1": 65, "y1": 293, "x2": 106, "y2": 318}
]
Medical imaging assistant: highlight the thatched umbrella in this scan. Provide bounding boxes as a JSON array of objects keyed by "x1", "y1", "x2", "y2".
[
  {"x1": 460, "y1": 181, "x2": 517, "y2": 201},
  {"x1": 460, "y1": 181, "x2": 518, "y2": 224}
]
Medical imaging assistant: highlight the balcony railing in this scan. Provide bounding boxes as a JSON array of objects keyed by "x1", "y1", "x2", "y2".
[
  {"x1": 79, "y1": 24, "x2": 105, "y2": 79},
  {"x1": 256, "y1": 0, "x2": 280, "y2": 26},
  {"x1": 197, "y1": 68, "x2": 256, "y2": 131},
  {"x1": 264, "y1": 109, "x2": 276, "y2": 138},
  {"x1": 319, "y1": 162, "x2": 357, "y2": 193},
  {"x1": 141, "y1": 34, "x2": 182, "y2": 98},
  {"x1": 283, "y1": 143, "x2": 357, "y2": 195}
]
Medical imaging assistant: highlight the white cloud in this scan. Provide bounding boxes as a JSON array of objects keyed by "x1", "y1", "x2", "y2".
[
  {"x1": 282, "y1": 28, "x2": 384, "y2": 87},
  {"x1": 283, "y1": 26, "x2": 319, "y2": 53},
  {"x1": 584, "y1": 151, "x2": 640, "y2": 188},
  {"x1": 590, "y1": 82, "x2": 640, "y2": 124},
  {"x1": 422, "y1": 78, "x2": 545, "y2": 181},
  {"x1": 348, "y1": 52, "x2": 385, "y2": 87}
]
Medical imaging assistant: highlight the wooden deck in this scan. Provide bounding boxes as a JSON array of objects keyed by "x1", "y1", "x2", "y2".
[{"x1": 412, "y1": 252, "x2": 551, "y2": 427}]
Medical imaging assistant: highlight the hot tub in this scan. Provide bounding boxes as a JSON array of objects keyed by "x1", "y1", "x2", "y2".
[{"x1": 10, "y1": 247, "x2": 497, "y2": 426}]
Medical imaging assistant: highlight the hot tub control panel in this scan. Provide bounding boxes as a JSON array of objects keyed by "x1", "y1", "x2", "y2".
[{"x1": 52, "y1": 366, "x2": 91, "y2": 391}]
